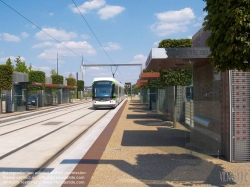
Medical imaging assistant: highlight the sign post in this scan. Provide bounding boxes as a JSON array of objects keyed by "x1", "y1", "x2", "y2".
[{"x1": 125, "y1": 82, "x2": 132, "y2": 100}]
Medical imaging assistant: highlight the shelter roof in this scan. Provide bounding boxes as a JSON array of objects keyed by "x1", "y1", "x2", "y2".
[{"x1": 145, "y1": 48, "x2": 212, "y2": 70}]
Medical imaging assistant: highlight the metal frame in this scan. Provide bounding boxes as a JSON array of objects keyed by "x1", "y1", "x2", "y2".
[
  {"x1": 82, "y1": 63, "x2": 143, "y2": 72},
  {"x1": 229, "y1": 70, "x2": 233, "y2": 162}
]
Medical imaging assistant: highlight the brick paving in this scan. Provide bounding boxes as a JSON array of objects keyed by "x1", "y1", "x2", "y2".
[{"x1": 85, "y1": 99, "x2": 250, "y2": 187}]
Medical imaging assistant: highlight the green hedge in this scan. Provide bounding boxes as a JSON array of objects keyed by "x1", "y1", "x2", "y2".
[
  {"x1": 28, "y1": 70, "x2": 45, "y2": 91},
  {"x1": 77, "y1": 80, "x2": 84, "y2": 91},
  {"x1": 51, "y1": 74, "x2": 63, "y2": 84},
  {"x1": 141, "y1": 69, "x2": 192, "y2": 89},
  {"x1": 0, "y1": 65, "x2": 13, "y2": 91},
  {"x1": 66, "y1": 77, "x2": 76, "y2": 86}
]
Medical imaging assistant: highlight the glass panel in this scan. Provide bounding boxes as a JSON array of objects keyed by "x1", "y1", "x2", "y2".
[
  {"x1": 1, "y1": 91, "x2": 6, "y2": 113},
  {"x1": 186, "y1": 63, "x2": 221, "y2": 156},
  {"x1": 14, "y1": 85, "x2": 26, "y2": 112},
  {"x1": 27, "y1": 91, "x2": 38, "y2": 110},
  {"x1": 92, "y1": 81, "x2": 113, "y2": 98},
  {"x1": 44, "y1": 88, "x2": 54, "y2": 106}
]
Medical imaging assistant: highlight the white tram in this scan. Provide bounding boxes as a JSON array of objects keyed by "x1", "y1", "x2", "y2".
[{"x1": 92, "y1": 77, "x2": 125, "y2": 109}]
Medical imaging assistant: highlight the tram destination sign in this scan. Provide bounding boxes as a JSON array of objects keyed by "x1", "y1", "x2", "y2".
[{"x1": 125, "y1": 82, "x2": 131, "y2": 88}]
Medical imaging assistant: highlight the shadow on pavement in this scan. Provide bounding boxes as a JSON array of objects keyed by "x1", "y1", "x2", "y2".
[
  {"x1": 63, "y1": 154, "x2": 235, "y2": 187},
  {"x1": 121, "y1": 128, "x2": 187, "y2": 147},
  {"x1": 133, "y1": 120, "x2": 173, "y2": 127}
]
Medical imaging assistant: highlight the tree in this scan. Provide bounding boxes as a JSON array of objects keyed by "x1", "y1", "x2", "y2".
[
  {"x1": 28, "y1": 63, "x2": 32, "y2": 72},
  {"x1": 159, "y1": 39, "x2": 192, "y2": 128},
  {"x1": 158, "y1": 38, "x2": 192, "y2": 48},
  {"x1": 203, "y1": 0, "x2": 250, "y2": 72},
  {"x1": 6, "y1": 57, "x2": 14, "y2": 69},
  {"x1": 50, "y1": 68, "x2": 57, "y2": 77},
  {"x1": 14, "y1": 56, "x2": 29, "y2": 73},
  {"x1": 0, "y1": 65, "x2": 13, "y2": 114}
]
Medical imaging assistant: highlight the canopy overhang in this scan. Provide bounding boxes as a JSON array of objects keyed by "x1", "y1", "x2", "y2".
[
  {"x1": 145, "y1": 48, "x2": 212, "y2": 70},
  {"x1": 139, "y1": 72, "x2": 160, "y2": 79}
]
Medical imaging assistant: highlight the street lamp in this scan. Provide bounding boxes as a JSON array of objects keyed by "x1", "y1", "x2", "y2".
[
  {"x1": 57, "y1": 52, "x2": 66, "y2": 75},
  {"x1": 57, "y1": 52, "x2": 58, "y2": 75}
]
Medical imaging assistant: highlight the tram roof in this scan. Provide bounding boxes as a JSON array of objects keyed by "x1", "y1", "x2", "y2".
[{"x1": 92, "y1": 77, "x2": 124, "y2": 87}]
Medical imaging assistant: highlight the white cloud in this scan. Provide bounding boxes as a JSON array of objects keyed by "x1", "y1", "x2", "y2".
[
  {"x1": 155, "y1": 8, "x2": 195, "y2": 22},
  {"x1": 89, "y1": 67, "x2": 103, "y2": 71},
  {"x1": 32, "y1": 65, "x2": 51, "y2": 71},
  {"x1": 35, "y1": 28, "x2": 77, "y2": 41},
  {"x1": 49, "y1": 13, "x2": 54, "y2": 16},
  {"x1": 193, "y1": 22, "x2": 202, "y2": 27},
  {"x1": 32, "y1": 42, "x2": 54, "y2": 48},
  {"x1": 151, "y1": 8, "x2": 195, "y2": 36},
  {"x1": 128, "y1": 54, "x2": 147, "y2": 64},
  {"x1": 21, "y1": 32, "x2": 29, "y2": 39},
  {"x1": 153, "y1": 41, "x2": 160, "y2": 47},
  {"x1": 103, "y1": 42, "x2": 121, "y2": 51},
  {"x1": 70, "y1": 0, "x2": 105, "y2": 14},
  {"x1": 0, "y1": 57, "x2": 8, "y2": 63},
  {"x1": 38, "y1": 41, "x2": 96, "y2": 59},
  {"x1": 98, "y1": 5, "x2": 125, "y2": 20},
  {"x1": 81, "y1": 34, "x2": 89, "y2": 39},
  {"x1": 0, "y1": 33, "x2": 20, "y2": 42}
]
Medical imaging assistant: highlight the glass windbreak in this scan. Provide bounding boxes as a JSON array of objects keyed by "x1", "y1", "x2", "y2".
[{"x1": 92, "y1": 81, "x2": 113, "y2": 98}]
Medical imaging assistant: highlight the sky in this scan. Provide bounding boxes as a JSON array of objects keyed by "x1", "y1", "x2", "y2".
[{"x1": 0, "y1": 0, "x2": 207, "y2": 86}]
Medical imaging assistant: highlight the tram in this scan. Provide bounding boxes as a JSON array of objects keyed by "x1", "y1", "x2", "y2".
[{"x1": 92, "y1": 77, "x2": 125, "y2": 109}]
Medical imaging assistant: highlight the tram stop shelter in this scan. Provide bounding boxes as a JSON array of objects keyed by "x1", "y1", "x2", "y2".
[
  {"x1": 13, "y1": 82, "x2": 44, "y2": 111},
  {"x1": 141, "y1": 29, "x2": 250, "y2": 162},
  {"x1": 45, "y1": 84, "x2": 76, "y2": 106}
]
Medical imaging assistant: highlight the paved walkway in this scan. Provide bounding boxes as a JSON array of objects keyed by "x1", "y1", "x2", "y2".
[
  {"x1": 66, "y1": 99, "x2": 250, "y2": 187},
  {"x1": 1, "y1": 98, "x2": 250, "y2": 186}
]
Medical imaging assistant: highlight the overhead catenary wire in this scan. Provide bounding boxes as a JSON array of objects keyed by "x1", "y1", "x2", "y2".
[
  {"x1": 0, "y1": 0, "x2": 111, "y2": 77},
  {"x1": 71, "y1": 0, "x2": 126, "y2": 80}
]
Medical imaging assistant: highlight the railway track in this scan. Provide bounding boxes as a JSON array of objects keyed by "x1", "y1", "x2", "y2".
[
  {"x1": 0, "y1": 103, "x2": 113, "y2": 187},
  {"x1": 0, "y1": 102, "x2": 92, "y2": 136}
]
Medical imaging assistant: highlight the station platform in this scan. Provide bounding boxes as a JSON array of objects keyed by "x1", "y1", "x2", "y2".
[
  {"x1": 40, "y1": 99, "x2": 250, "y2": 187},
  {"x1": 2, "y1": 98, "x2": 250, "y2": 186}
]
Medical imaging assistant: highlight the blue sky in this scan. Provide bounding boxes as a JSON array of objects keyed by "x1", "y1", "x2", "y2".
[{"x1": 0, "y1": 0, "x2": 207, "y2": 86}]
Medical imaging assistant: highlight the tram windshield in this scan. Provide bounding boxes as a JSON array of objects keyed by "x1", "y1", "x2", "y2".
[{"x1": 92, "y1": 81, "x2": 114, "y2": 98}]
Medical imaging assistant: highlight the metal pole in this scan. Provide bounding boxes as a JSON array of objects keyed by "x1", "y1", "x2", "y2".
[
  {"x1": 76, "y1": 72, "x2": 78, "y2": 99},
  {"x1": 57, "y1": 52, "x2": 58, "y2": 75}
]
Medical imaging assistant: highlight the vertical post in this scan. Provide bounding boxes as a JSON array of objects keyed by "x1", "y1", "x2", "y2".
[
  {"x1": 76, "y1": 72, "x2": 78, "y2": 99},
  {"x1": 0, "y1": 90, "x2": 2, "y2": 114},
  {"x1": 57, "y1": 52, "x2": 58, "y2": 75},
  {"x1": 131, "y1": 84, "x2": 132, "y2": 100}
]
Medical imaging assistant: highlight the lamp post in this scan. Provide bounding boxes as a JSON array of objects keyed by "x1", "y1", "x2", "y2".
[
  {"x1": 57, "y1": 52, "x2": 66, "y2": 75},
  {"x1": 57, "y1": 52, "x2": 58, "y2": 75}
]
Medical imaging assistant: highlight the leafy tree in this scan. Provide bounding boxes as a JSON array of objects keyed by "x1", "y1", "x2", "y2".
[
  {"x1": 14, "y1": 56, "x2": 29, "y2": 73},
  {"x1": 132, "y1": 84, "x2": 139, "y2": 95},
  {"x1": 0, "y1": 65, "x2": 13, "y2": 114},
  {"x1": 203, "y1": 0, "x2": 250, "y2": 71},
  {"x1": 28, "y1": 71, "x2": 45, "y2": 91},
  {"x1": 50, "y1": 68, "x2": 57, "y2": 77},
  {"x1": 77, "y1": 80, "x2": 84, "y2": 91},
  {"x1": 158, "y1": 39, "x2": 192, "y2": 128},
  {"x1": 66, "y1": 77, "x2": 76, "y2": 86},
  {"x1": 158, "y1": 38, "x2": 192, "y2": 48},
  {"x1": 51, "y1": 74, "x2": 63, "y2": 84},
  {"x1": 28, "y1": 63, "x2": 32, "y2": 72},
  {"x1": 6, "y1": 57, "x2": 14, "y2": 69}
]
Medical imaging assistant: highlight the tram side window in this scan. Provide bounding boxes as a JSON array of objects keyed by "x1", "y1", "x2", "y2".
[{"x1": 113, "y1": 85, "x2": 118, "y2": 97}]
